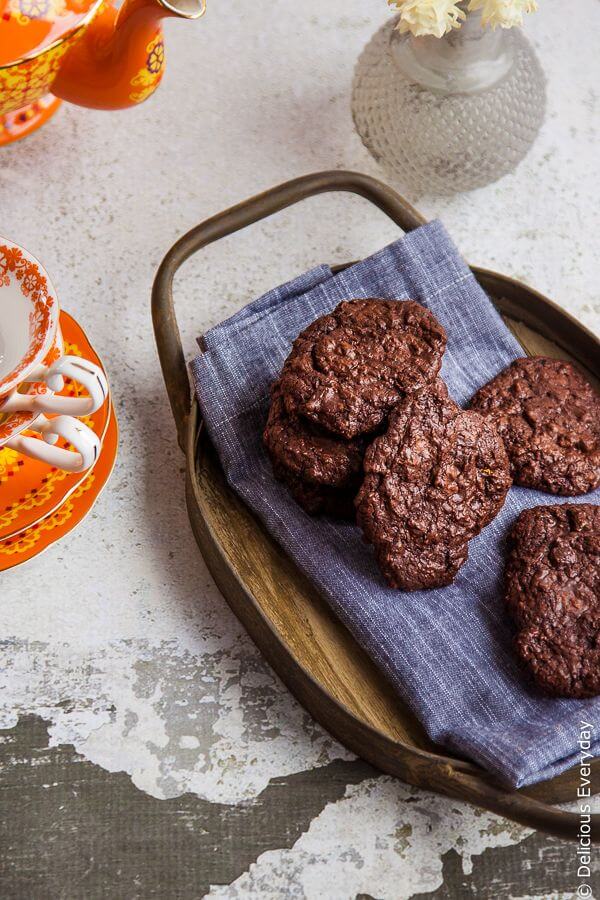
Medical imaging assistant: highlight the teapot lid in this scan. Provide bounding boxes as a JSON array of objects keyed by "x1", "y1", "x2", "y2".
[{"x1": 0, "y1": 0, "x2": 102, "y2": 67}]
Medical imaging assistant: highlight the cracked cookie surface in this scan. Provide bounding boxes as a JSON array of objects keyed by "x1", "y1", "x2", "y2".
[
  {"x1": 470, "y1": 357, "x2": 600, "y2": 495},
  {"x1": 263, "y1": 385, "x2": 366, "y2": 517},
  {"x1": 278, "y1": 299, "x2": 447, "y2": 440},
  {"x1": 356, "y1": 380, "x2": 511, "y2": 590},
  {"x1": 505, "y1": 504, "x2": 600, "y2": 698}
]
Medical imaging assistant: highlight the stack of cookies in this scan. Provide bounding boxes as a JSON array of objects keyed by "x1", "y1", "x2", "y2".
[
  {"x1": 263, "y1": 298, "x2": 600, "y2": 697},
  {"x1": 264, "y1": 298, "x2": 447, "y2": 519},
  {"x1": 264, "y1": 297, "x2": 513, "y2": 590}
]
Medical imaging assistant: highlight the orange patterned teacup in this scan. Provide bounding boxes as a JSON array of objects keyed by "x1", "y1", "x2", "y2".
[{"x1": 0, "y1": 238, "x2": 108, "y2": 473}]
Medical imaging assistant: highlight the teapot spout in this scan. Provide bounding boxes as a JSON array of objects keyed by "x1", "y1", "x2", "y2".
[{"x1": 52, "y1": 0, "x2": 205, "y2": 111}]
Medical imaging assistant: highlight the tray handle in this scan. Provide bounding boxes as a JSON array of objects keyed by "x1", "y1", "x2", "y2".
[
  {"x1": 437, "y1": 767, "x2": 595, "y2": 840},
  {"x1": 152, "y1": 169, "x2": 426, "y2": 449},
  {"x1": 152, "y1": 170, "x2": 600, "y2": 837}
]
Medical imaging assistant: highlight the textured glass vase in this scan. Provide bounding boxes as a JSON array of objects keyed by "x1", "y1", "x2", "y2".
[{"x1": 352, "y1": 11, "x2": 546, "y2": 195}]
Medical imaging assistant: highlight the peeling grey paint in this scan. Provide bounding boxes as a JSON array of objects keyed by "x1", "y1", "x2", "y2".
[
  {"x1": 0, "y1": 640, "x2": 351, "y2": 803},
  {"x1": 0, "y1": 715, "x2": 372, "y2": 899}
]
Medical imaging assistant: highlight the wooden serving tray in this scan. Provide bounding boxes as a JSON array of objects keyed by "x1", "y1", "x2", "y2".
[{"x1": 152, "y1": 171, "x2": 599, "y2": 840}]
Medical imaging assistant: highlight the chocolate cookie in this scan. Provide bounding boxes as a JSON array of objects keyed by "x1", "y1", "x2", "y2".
[
  {"x1": 278, "y1": 299, "x2": 447, "y2": 440},
  {"x1": 356, "y1": 380, "x2": 511, "y2": 590},
  {"x1": 470, "y1": 357, "x2": 600, "y2": 495},
  {"x1": 263, "y1": 385, "x2": 365, "y2": 517},
  {"x1": 270, "y1": 465, "x2": 358, "y2": 519},
  {"x1": 505, "y1": 504, "x2": 600, "y2": 698}
]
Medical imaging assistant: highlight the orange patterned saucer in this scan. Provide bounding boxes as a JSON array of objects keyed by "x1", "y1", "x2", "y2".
[
  {"x1": 0, "y1": 310, "x2": 110, "y2": 542},
  {"x1": 0, "y1": 400, "x2": 118, "y2": 571}
]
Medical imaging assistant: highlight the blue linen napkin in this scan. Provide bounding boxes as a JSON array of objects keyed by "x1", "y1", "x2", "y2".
[{"x1": 191, "y1": 220, "x2": 600, "y2": 788}]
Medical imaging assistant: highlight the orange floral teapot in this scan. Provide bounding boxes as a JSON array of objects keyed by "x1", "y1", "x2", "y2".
[{"x1": 0, "y1": 0, "x2": 205, "y2": 145}]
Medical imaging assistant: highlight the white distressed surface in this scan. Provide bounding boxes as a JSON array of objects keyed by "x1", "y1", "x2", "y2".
[
  {"x1": 208, "y1": 778, "x2": 527, "y2": 898},
  {"x1": 1, "y1": 0, "x2": 599, "y2": 895}
]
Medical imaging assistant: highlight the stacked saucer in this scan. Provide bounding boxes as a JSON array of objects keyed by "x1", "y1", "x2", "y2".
[{"x1": 0, "y1": 240, "x2": 118, "y2": 571}]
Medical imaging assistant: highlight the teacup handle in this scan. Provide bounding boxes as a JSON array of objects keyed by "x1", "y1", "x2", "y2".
[
  {"x1": 5, "y1": 414, "x2": 101, "y2": 473},
  {"x1": 1, "y1": 356, "x2": 109, "y2": 418}
]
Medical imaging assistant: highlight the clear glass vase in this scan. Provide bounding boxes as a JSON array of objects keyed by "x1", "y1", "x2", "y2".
[{"x1": 352, "y1": 10, "x2": 546, "y2": 195}]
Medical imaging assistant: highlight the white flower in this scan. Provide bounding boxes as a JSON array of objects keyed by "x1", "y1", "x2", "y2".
[
  {"x1": 388, "y1": 0, "x2": 466, "y2": 38},
  {"x1": 468, "y1": 0, "x2": 538, "y2": 29}
]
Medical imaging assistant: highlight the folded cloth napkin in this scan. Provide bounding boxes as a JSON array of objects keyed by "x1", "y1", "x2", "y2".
[{"x1": 191, "y1": 220, "x2": 600, "y2": 788}]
